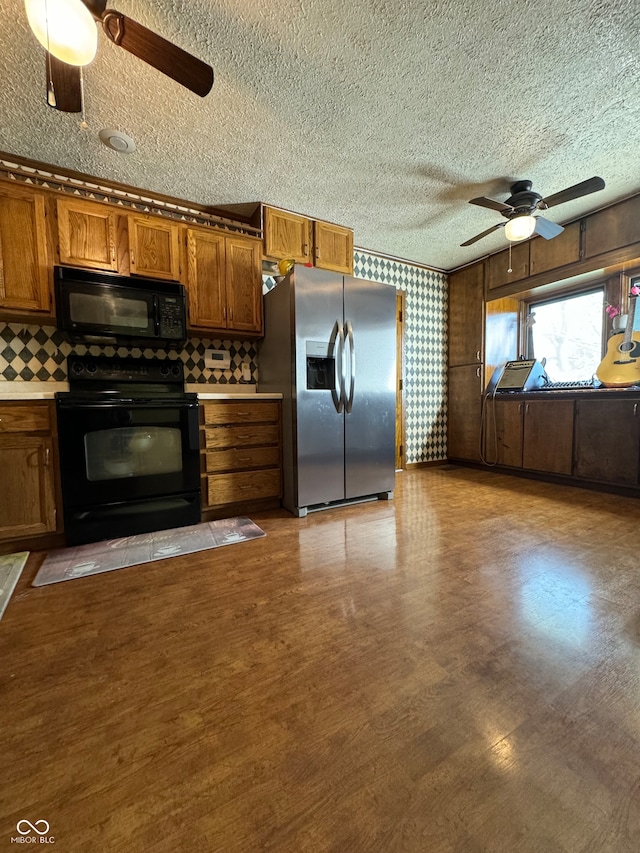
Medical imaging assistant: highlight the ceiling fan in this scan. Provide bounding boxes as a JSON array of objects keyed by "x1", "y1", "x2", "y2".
[
  {"x1": 25, "y1": 0, "x2": 214, "y2": 113},
  {"x1": 460, "y1": 176, "x2": 605, "y2": 247}
]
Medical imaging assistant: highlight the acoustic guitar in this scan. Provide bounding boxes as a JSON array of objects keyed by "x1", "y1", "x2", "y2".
[{"x1": 596, "y1": 295, "x2": 640, "y2": 387}]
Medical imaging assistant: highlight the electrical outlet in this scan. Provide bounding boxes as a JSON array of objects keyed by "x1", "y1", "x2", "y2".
[{"x1": 242, "y1": 363, "x2": 252, "y2": 382}]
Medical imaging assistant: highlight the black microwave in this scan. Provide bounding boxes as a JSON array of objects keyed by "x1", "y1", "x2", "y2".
[{"x1": 55, "y1": 265, "x2": 188, "y2": 346}]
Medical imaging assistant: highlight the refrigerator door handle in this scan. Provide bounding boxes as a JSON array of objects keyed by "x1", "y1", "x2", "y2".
[
  {"x1": 332, "y1": 320, "x2": 345, "y2": 413},
  {"x1": 345, "y1": 320, "x2": 355, "y2": 413}
]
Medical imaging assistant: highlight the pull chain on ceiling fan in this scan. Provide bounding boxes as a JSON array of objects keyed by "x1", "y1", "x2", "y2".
[
  {"x1": 25, "y1": 0, "x2": 214, "y2": 113},
  {"x1": 460, "y1": 176, "x2": 606, "y2": 247}
]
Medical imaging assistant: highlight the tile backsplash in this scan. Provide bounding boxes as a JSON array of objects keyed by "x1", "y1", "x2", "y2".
[{"x1": 0, "y1": 323, "x2": 258, "y2": 385}]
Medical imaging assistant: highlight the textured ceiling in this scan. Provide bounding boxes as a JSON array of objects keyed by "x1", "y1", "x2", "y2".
[{"x1": 0, "y1": 0, "x2": 639, "y2": 270}]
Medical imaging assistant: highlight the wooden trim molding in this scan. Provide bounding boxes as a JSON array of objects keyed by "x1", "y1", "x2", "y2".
[{"x1": 0, "y1": 151, "x2": 262, "y2": 239}]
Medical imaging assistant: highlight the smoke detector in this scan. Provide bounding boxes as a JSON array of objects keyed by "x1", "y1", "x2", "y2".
[{"x1": 98, "y1": 128, "x2": 136, "y2": 153}]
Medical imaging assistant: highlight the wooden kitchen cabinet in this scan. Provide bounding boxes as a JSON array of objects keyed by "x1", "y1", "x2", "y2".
[
  {"x1": 486, "y1": 241, "x2": 529, "y2": 291},
  {"x1": 56, "y1": 197, "x2": 118, "y2": 271},
  {"x1": 313, "y1": 220, "x2": 354, "y2": 274},
  {"x1": 128, "y1": 214, "x2": 181, "y2": 280},
  {"x1": 263, "y1": 206, "x2": 354, "y2": 274},
  {"x1": 486, "y1": 397, "x2": 523, "y2": 467},
  {"x1": 448, "y1": 262, "x2": 484, "y2": 367},
  {"x1": 583, "y1": 195, "x2": 640, "y2": 260},
  {"x1": 574, "y1": 397, "x2": 640, "y2": 485},
  {"x1": 522, "y1": 399, "x2": 574, "y2": 474},
  {"x1": 486, "y1": 397, "x2": 574, "y2": 474},
  {"x1": 0, "y1": 403, "x2": 58, "y2": 541},
  {"x1": 184, "y1": 227, "x2": 263, "y2": 336},
  {"x1": 264, "y1": 207, "x2": 313, "y2": 264},
  {"x1": 448, "y1": 364, "x2": 484, "y2": 462},
  {"x1": 225, "y1": 236, "x2": 264, "y2": 333},
  {"x1": 0, "y1": 184, "x2": 51, "y2": 317},
  {"x1": 201, "y1": 400, "x2": 282, "y2": 512},
  {"x1": 57, "y1": 198, "x2": 181, "y2": 280},
  {"x1": 528, "y1": 221, "x2": 581, "y2": 276}
]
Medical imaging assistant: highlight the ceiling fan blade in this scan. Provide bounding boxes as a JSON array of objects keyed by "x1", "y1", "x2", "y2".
[
  {"x1": 541, "y1": 176, "x2": 605, "y2": 209},
  {"x1": 533, "y1": 217, "x2": 564, "y2": 240},
  {"x1": 101, "y1": 11, "x2": 214, "y2": 97},
  {"x1": 469, "y1": 196, "x2": 513, "y2": 214},
  {"x1": 46, "y1": 54, "x2": 82, "y2": 112},
  {"x1": 460, "y1": 223, "x2": 505, "y2": 247}
]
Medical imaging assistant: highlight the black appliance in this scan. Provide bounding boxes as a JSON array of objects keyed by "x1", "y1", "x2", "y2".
[
  {"x1": 55, "y1": 265, "x2": 187, "y2": 346},
  {"x1": 56, "y1": 355, "x2": 201, "y2": 546}
]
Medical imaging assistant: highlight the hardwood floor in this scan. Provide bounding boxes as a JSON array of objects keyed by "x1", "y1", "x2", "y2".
[{"x1": 1, "y1": 467, "x2": 640, "y2": 852}]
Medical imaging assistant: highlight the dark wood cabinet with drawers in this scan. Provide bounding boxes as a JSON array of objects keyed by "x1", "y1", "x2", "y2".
[{"x1": 201, "y1": 399, "x2": 282, "y2": 516}]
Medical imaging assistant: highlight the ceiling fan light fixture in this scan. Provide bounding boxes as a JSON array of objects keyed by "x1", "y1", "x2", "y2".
[
  {"x1": 25, "y1": 0, "x2": 97, "y2": 66},
  {"x1": 504, "y1": 214, "x2": 536, "y2": 242}
]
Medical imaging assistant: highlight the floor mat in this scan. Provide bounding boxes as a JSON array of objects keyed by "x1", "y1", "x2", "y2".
[{"x1": 32, "y1": 517, "x2": 266, "y2": 587}]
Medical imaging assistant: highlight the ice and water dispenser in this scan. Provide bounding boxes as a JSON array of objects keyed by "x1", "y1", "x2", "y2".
[{"x1": 306, "y1": 340, "x2": 334, "y2": 390}]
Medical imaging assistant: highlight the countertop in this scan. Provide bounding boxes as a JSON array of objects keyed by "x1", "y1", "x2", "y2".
[{"x1": 0, "y1": 382, "x2": 281, "y2": 401}]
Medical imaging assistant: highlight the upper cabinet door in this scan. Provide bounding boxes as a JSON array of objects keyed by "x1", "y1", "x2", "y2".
[
  {"x1": 529, "y1": 221, "x2": 581, "y2": 275},
  {"x1": 583, "y1": 195, "x2": 640, "y2": 259},
  {"x1": 314, "y1": 221, "x2": 354, "y2": 274},
  {"x1": 129, "y1": 215, "x2": 181, "y2": 280},
  {"x1": 264, "y1": 207, "x2": 313, "y2": 264},
  {"x1": 225, "y1": 236, "x2": 263, "y2": 334},
  {"x1": 184, "y1": 228, "x2": 226, "y2": 330},
  {"x1": 448, "y1": 261, "x2": 485, "y2": 367},
  {"x1": 0, "y1": 184, "x2": 51, "y2": 314},
  {"x1": 486, "y1": 241, "x2": 530, "y2": 290},
  {"x1": 57, "y1": 197, "x2": 118, "y2": 271}
]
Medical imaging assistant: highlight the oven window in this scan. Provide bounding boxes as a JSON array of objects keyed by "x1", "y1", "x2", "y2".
[
  {"x1": 69, "y1": 292, "x2": 149, "y2": 330},
  {"x1": 84, "y1": 427, "x2": 183, "y2": 480}
]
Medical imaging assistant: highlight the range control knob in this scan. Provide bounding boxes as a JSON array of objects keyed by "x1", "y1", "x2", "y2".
[
  {"x1": 86, "y1": 362, "x2": 97, "y2": 373},
  {"x1": 71, "y1": 361, "x2": 84, "y2": 375},
  {"x1": 171, "y1": 364, "x2": 182, "y2": 377},
  {"x1": 160, "y1": 364, "x2": 170, "y2": 376}
]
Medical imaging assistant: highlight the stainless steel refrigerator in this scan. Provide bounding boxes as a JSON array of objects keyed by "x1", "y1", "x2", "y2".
[{"x1": 259, "y1": 265, "x2": 396, "y2": 517}]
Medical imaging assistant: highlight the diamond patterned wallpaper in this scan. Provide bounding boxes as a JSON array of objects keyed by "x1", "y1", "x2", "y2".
[
  {"x1": 353, "y1": 251, "x2": 448, "y2": 465},
  {"x1": 0, "y1": 324, "x2": 258, "y2": 385}
]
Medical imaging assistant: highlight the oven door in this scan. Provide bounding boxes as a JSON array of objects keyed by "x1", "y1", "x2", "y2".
[{"x1": 57, "y1": 398, "x2": 201, "y2": 543}]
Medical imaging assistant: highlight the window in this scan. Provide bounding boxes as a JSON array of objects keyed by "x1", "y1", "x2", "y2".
[{"x1": 527, "y1": 288, "x2": 604, "y2": 382}]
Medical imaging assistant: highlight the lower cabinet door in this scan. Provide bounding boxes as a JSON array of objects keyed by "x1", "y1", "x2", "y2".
[
  {"x1": 523, "y1": 399, "x2": 574, "y2": 475},
  {"x1": 574, "y1": 399, "x2": 640, "y2": 485},
  {"x1": 0, "y1": 435, "x2": 56, "y2": 539},
  {"x1": 448, "y1": 364, "x2": 484, "y2": 462}
]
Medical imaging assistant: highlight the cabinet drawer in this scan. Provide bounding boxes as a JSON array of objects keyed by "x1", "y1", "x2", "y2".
[
  {"x1": 0, "y1": 405, "x2": 51, "y2": 433},
  {"x1": 205, "y1": 424, "x2": 280, "y2": 449},
  {"x1": 206, "y1": 469, "x2": 281, "y2": 505},
  {"x1": 205, "y1": 446, "x2": 280, "y2": 473},
  {"x1": 204, "y1": 401, "x2": 279, "y2": 425}
]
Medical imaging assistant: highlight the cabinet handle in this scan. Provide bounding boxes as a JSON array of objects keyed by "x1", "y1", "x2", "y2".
[
  {"x1": 238, "y1": 456, "x2": 252, "y2": 462},
  {"x1": 239, "y1": 485, "x2": 253, "y2": 491},
  {"x1": 111, "y1": 245, "x2": 116, "y2": 262},
  {"x1": 236, "y1": 434, "x2": 251, "y2": 439},
  {"x1": 476, "y1": 350, "x2": 481, "y2": 361},
  {"x1": 525, "y1": 403, "x2": 529, "y2": 414},
  {"x1": 476, "y1": 366, "x2": 481, "y2": 377},
  {"x1": 44, "y1": 447, "x2": 50, "y2": 467},
  {"x1": 635, "y1": 403, "x2": 638, "y2": 417},
  {"x1": 302, "y1": 243, "x2": 308, "y2": 254},
  {"x1": 130, "y1": 250, "x2": 135, "y2": 266}
]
